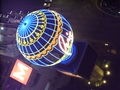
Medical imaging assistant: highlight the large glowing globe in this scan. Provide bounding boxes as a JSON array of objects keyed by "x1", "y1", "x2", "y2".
[{"x1": 16, "y1": 9, "x2": 76, "y2": 66}]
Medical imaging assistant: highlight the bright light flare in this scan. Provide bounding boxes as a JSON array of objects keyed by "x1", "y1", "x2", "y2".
[
  {"x1": 106, "y1": 71, "x2": 110, "y2": 75},
  {"x1": 0, "y1": 26, "x2": 4, "y2": 30},
  {"x1": 105, "y1": 43, "x2": 108, "y2": 46},
  {"x1": 88, "y1": 81, "x2": 91, "y2": 85},
  {"x1": 105, "y1": 64, "x2": 109, "y2": 68},
  {"x1": 103, "y1": 80, "x2": 106, "y2": 84}
]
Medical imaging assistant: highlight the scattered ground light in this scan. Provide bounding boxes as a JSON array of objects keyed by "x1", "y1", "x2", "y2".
[
  {"x1": 106, "y1": 71, "x2": 110, "y2": 75},
  {"x1": 104, "y1": 43, "x2": 108, "y2": 46},
  {"x1": 88, "y1": 81, "x2": 91, "y2": 85},
  {"x1": 105, "y1": 64, "x2": 109, "y2": 68},
  {"x1": 95, "y1": 83, "x2": 100, "y2": 87},
  {"x1": 110, "y1": 49, "x2": 117, "y2": 55},
  {"x1": 103, "y1": 80, "x2": 106, "y2": 84},
  {"x1": 44, "y1": 3, "x2": 47, "y2": 6}
]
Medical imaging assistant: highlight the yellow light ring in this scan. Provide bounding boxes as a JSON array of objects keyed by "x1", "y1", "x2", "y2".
[
  {"x1": 34, "y1": 11, "x2": 58, "y2": 52},
  {"x1": 19, "y1": 11, "x2": 58, "y2": 56},
  {"x1": 25, "y1": 12, "x2": 63, "y2": 60},
  {"x1": 16, "y1": 12, "x2": 47, "y2": 46}
]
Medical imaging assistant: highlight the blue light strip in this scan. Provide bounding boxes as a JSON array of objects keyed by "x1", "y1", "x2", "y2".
[
  {"x1": 38, "y1": 22, "x2": 44, "y2": 24},
  {"x1": 62, "y1": 27, "x2": 69, "y2": 32},
  {"x1": 24, "y1": 25, "x2": 28, "y2": 37},
  {"x1": 60, "y1": 44, "x2": 76, "y2": 64},
  {"x1": 36, "y1": 40, "x2": 45, "y2": 49},
  {"x1": 37, "y1": 59, "x2": 47, "y2": 65},
  {"x1": 47, "y1": 22, "x2": 58, "y2": 26},
  {"x1": 38, "y1": 15, "x2": 42, "y2": 18},
  {"x1": 44, "y1": 14, "x2": 53, "y2": 16},
  {"x1": 49, "y1": 52, "x2": 60, "y2": 60},
  {"x1": 27, "y1": 42, "x2": 46, "y2": 65},
  {"x1": 30, "y1": 36, "x2": 54, "y2": 64},
  {"x1": 47, "y1": 18, "x2": 57, "y2": 21},
  {"x1": 46, "y1": 27, "x2": 56, "y2": 32},
  {"x1": 29, "y1": 23, "x2": 36, "y2": 26},
  {"x1": 41, "y1": 37, "x2": 50, "y2": 44},
  {"x1": 28, "y1": 25, "x2": 35, "y2": 32},
  {"x1": 43, "y1": 56, "x2": 54, "y2": 63},
  {"x1": 54, "y1": 46, "x2": 64, "y2": 54},
  {"x1": 61, "y1": 34, "x2": 68, "y2": 39},
  {"x1": 44, "y1": 32, "x2": 54, "y2": 38}
]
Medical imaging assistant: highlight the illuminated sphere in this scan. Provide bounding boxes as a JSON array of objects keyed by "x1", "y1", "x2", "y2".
[{"x1": 16, "y1": 9, "x2": 76, "y2": 67}]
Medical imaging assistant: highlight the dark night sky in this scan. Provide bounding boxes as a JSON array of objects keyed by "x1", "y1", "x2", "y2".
[{"x1": 1, "y1": 0, "x2": 44, "y2": 13}]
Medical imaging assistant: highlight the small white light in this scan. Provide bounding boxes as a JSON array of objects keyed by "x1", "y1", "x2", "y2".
[
  {"x1": 105, "y1": 43, "x2": 108, "y2": 46},
  {"x1": 44, "y1": 3, "x2": 47, "y2": 6},
  {"x1": 1, "y1": 27, "x2": 4, "y2": 30},
  {"x1": 106, "y1": 71, "x2": 110, "y2": 75},
  {"x1": 103, "y1": 80, "x2": 106, "y2": 84},
  {"x1": 105, "y1": 64, "x2": 109, "y2": 68},
  {"x1": 118, "y1": 11, "x2": 120, "y2": 14},
  {"x1": 10, "y1": 11, "x2": 12, "y2": 14},
  {"x1": 20, "y1": 16, "x2": 23, "y2": 20},
  {"x1": 27, "y1": 11, "x2": 29, "y2": 14},
  {"x1": 6, "y1": 15, "x2": 9, "y2": 18},
  {"x1": 88, "y1": 81, "x2": 91, "y2": 85},
  {"x1": 19, "y1": 11, "x2": 22, "y2": 14}
]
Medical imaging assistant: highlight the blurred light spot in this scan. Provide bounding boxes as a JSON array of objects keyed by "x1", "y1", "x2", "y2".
[
  {"x1": 0, "y1": 14, "x2": 2, "y2": 17},
  {"x1": 45, "y1": 0, "x2": 52, "y2": 2},
  {"x1": 0, "y1": 34, "x2": 3, "y2": 41},
  {"x1": 103, "y1": 80, "x2": 106, "y2": 84},
  {"x1": 6, "y1": 15, "x2": 9, "y2": 18},
  {"x1": 95, "y1": 83, "x2": 99, "y2": 87},
  {"x1": 88, "y1": 81, "x2": 91, "y2": 85},
  {"x1": 10, "y1": 11, "x2": 13, "y2": 14},
  {"x1": 44, "y1": 3, "x2": 47, "y2": 6},
  {"x1": 0, "y1": 27, "x2": 4, "y2": 30},
  {"x1": 106, "y1": 71, "x2": 110, "y2": 75},
  {"x1": 110, "y1": 49, "x2": 117, "y2": 55},
  {"x1": 3, "y1": 15, "x2": 6, "y2": 18},
  {"x1": 105, "y1": 43, "x2": 108, "y2": 46},
  {"x1": 107, "y1": 50, "x2": 110, "y2": 52},
  {"x1": 105, "y1": 64, "x2": 109, "y2": 68},
  {"x1": 19, "y1": 11, "x2": 22, "y2": 14}
]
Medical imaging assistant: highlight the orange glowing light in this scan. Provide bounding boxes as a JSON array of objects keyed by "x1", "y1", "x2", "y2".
[{"x1": 10, "y1": 59, "x2": 33, "y2": 85}]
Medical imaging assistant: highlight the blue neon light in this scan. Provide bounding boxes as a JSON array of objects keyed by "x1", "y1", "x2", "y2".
[{"x1": 16, "y1": 9, "x2": 76, "y2": 67}]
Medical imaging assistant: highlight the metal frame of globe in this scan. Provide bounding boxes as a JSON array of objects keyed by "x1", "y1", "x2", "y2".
[{"x1": 16, "y1": 9, "x2": 76, "y2": 67}]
